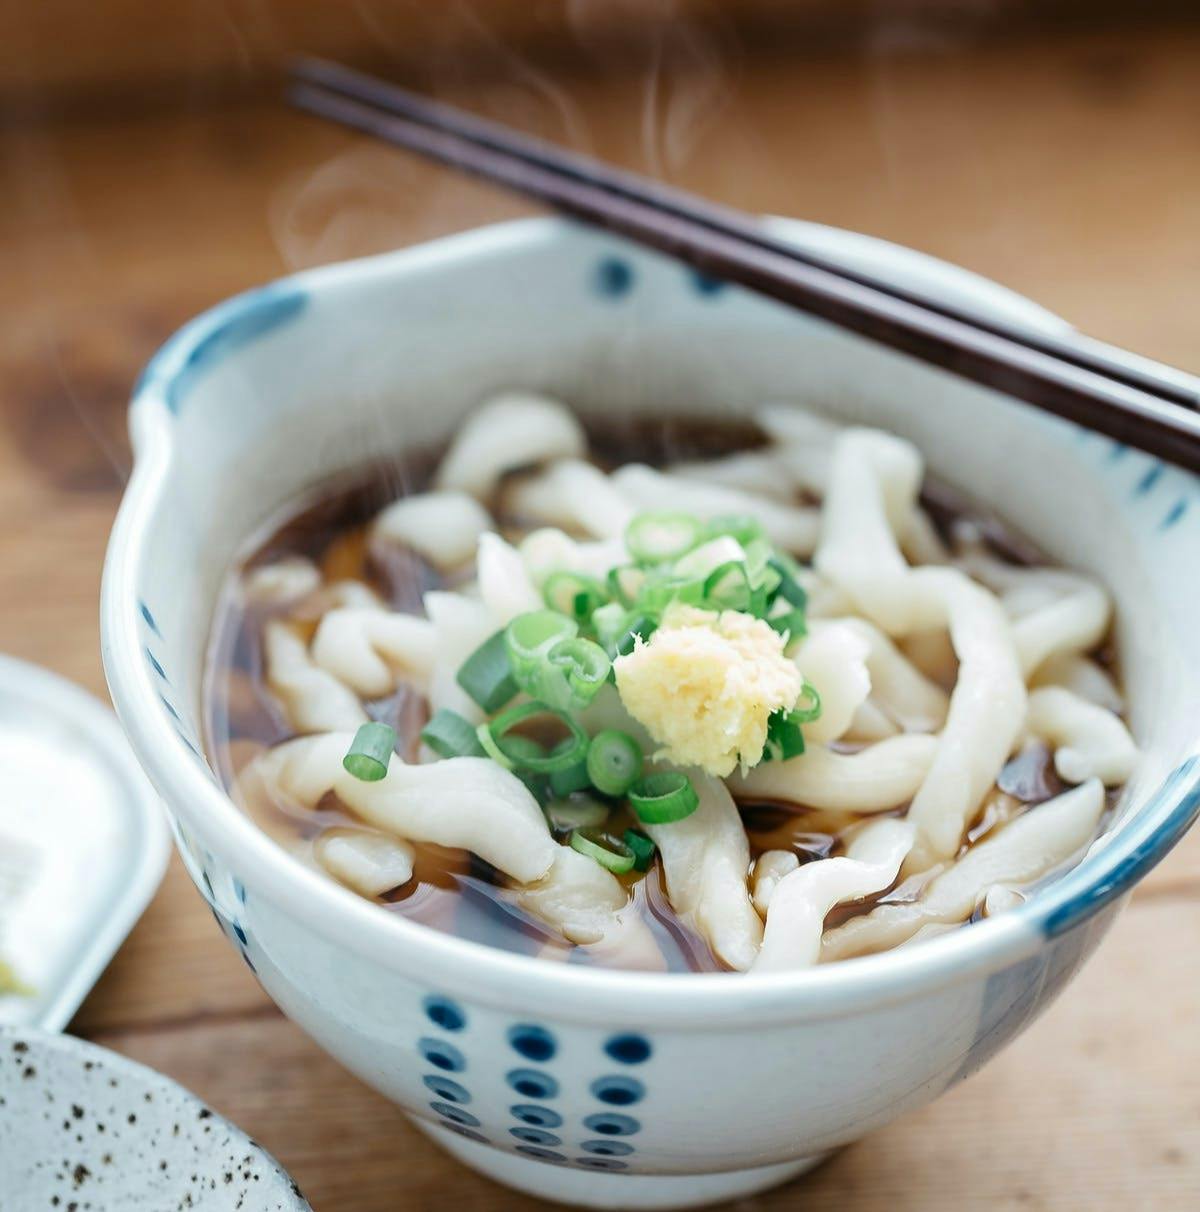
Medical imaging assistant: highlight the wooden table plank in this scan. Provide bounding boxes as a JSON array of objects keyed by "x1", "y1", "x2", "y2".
[{"x1": 1, "y1": 20, "x2": 1197, "y2": 1209}]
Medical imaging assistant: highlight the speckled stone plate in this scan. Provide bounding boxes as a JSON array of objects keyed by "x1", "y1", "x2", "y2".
[{"x1": 0, "y1": 1028, "x2": 311, "y2": 1210}]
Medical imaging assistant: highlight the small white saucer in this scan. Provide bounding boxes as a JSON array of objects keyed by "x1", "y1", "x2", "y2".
[
  {"x1": 0, "y1": 654, "x2": 170, "y2": 1029},
  {"x1": 1, "y1": 1027, "x2": 311, "y2": 1209}
]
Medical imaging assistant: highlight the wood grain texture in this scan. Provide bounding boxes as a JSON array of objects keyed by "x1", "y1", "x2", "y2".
[{"x1": 1, "y1": 20, "x2": 1197, "y2": 1210}]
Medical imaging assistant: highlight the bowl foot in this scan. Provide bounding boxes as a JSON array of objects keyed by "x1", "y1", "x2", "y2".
[{"x1": 413, "y1": 1118, "x2": 829, "y2": 1210}]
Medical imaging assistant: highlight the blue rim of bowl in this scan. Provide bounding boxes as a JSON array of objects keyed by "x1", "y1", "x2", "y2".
[{"x1": 106, "y1": 217, "x2": 1200, "y2": 1022}]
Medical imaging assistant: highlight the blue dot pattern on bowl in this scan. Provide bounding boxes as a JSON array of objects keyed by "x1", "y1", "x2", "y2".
[
  {"x1": 505, "y1": 1069, "x2": 559, "y2": 1100},
  {"x1": 691, "y1": 270, "x2": 727, "y2": 296},
  {"x1": 592, "y1": 256, "x2": 634, "y2": 298},
  {"x1": 576, "y1": 1157, "x2": 630, "y2": 1171},
  {"x1": 604, "y1": 1034, "x2": 652, "y2": 1065},
  {"x1": 423, "y1": 1075, "x2": 470, "y2": 1104},
  {"x1": 583, "y1": 1112, "x2": 641, "y2": 1137},
  {"x1": 511, "y1": 1105, "x2": 562, "y2": 1128},
  {"x1": 581, "y1": 1139, "x2": 634, "y2": 1157},
  {"x1": 418, "y1": 1038, "x2": 465, "y2": 1072},
  {"x1": 516, "y1": 1145, "x2": 567, "y2": 1163},
  {"x1": 590, "y1": 1076, "x2": 644, "y2": 1106},
  {"x1": 510, "y1": 1126, "x2": 562, "y2": 1147},
  {"x1": 430, "y1": 1102, "x2": 481, "y2": 1128},
  {"x1": 507, "y1": 1024, "x2": 556, "y2": 1062},
  {"x1": 423, "y1": 996, "x2": 466, "y2": 1032}
]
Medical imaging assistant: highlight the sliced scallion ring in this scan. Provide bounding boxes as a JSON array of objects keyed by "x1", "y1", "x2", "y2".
[
  {"x1": 790, "y1": 678, "x2": 822, "y2": 724},
  {"x1": 625, "y1": 511, "x2": 706, "y2": 565},
  {"x1": 615, "y1": 614, "x2": 657, "y2": 657},
  {"x1": 766, "y1": 608, "x2": 807, "y2": 641},
  {"x1": 483, "y1": 701, "x2": 589, "y2": 773},
  {"x1": 586, "y1": 729, "x2": 644, "y2": 797},
  {"x1": 549, "y1": 759, "x2": 593, "y2": 797},
  {"x1": 706, "y1": 514, "x2": 765, "y2": 546},
  {"x1": 702, "y1": 561, "x2": 753, "y2": 613},
  {"x1": 606, "y1": 565, "x2": 646, "y2": 608},
  {"x1": 569, "y1": 826, "x2": 635, "y2": 874},
  {"x1": 628, "y1": 771, "x2": 699, "y2": 824},
  {"x1": 763, "y1": 710, "x2": 806, "y2": 762},
  {"x1": 456, "y1": 630, "x2": 518, "y2": 713},
  {"x1": 420, "y1": 708, "x2": 486, "y2": 759},
  {"x1": 548, "y1": 637, "x2": 611, "y2": 707},
  {"x1": 623, "y1": 828, "x2": 657, "y2": 872},
  {"x1": 768, "y1": 554, "x2": 808, "y2": 608},
  {"x1": 543, "y1": 571, "x2": 609, "y2": 624},
  {"x1": 342, "y1": 722, "x2": 397, "y2": 782},
  {"x1": 505, "y1": 611, "x2": 581, "y2": 708}
]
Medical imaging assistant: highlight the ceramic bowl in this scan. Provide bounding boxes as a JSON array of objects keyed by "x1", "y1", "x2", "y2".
[
  {"x1": 0, "y1": 1027, "x2": 310, "y2": 1209},
  {"x1": 101, "y1": 217, "x2": 1200, "y2": 1210}
]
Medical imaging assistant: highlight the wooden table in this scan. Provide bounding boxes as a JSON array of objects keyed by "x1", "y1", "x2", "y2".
[{"x1": 2, "y1": 21, "x2": 1198, "y2": 1210}]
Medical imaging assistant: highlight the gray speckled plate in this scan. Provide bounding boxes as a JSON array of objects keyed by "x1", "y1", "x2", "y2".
[{"x1": 0, "y1": 1028, "x2": 311, "y2": 1211}]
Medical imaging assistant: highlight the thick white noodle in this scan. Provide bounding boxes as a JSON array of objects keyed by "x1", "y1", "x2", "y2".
[
  {"x1": 815, "y1": 430, "x2": 1026, "y2": 870},
  {"x1": 1025, "y1": 686, "x2": 1138, "y2": 785},
  {"x1": 753, "y1": 818, "x2": 914, "y2": 972},
  {"x1": 821, "y1": 779, "x2": 1106, "y2": 960},
  {"x1": 516, "y1": 846, "x2": 663, "y2": 968},
  {"x1": 434, "y1": 392, "x2": 587, "y2": 500},
  {"x1": 314, "y1": 828, "x2": 416, "y2": 898},
  {"x1": 423, "y1": 591, "x2": 497, "y2": 723},
  {"x1": 248, "y1": 733, "x2": 557, "y2": 883},
  {"x1": 520, "y1": 528, "x2": 629, "y2": 585},
  {"x1": 845, "y1": 700, "x2": 901, "y2": 742},
  {"x1": 788, "y1": 623, "x2": 872, "y2": 744},
  {"x1": 506, "y1": 460, "x2": 636, "y2": 538},
  {"x1": 1030, "y1": 652, "x2": 1124, "y2": 714},
  {"x1": 248, "y1": 735, "x2": 651, "y2": 954},
  {"x1": 610, "y1": 464, "x2": 820, "y2": 555},
  {"x1": 372, "y1": 491, "x2": 492, "y2": 569},
  {"x1": 669, "y1": 450, "x2": 799, "y2": 502},
  {"x1": 477, "y1": 533, "x2": 543, "y2": 623},
  {"x1": 263, "y1": 620, "x2": 368, "y2": 733},
  {"x1": 900, "y1": 508, "x2": 951, "y2": 566},
  {"x1": 839, "y1": 618, "x2": 950, "y2": 734},
  {"x1": 751, "y1": 850, "x2": 800, "y2": 915},
  {"x1": 644, "y1": 773, "x2": 763, "y2": 972},
  {"x1": 311, "y1": 608, "x2": 436, "y2": 698},
  {"x1": 728, "y1": 734, "x2": 938, "y2": 812},
  {"x1": 243, "y1": 557, "x2": 322, "y2": 606},
  {"x1": 956, "y1": 549, "x2": 1112, "y2": 678},
  {"x1": 755, "y1": 403, "x2": 840, "y2": 498}
]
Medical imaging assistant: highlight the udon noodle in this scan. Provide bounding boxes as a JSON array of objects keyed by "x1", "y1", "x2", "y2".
[{"x1": 204, "y1": 395, "x2": 1136, "y2": 974}]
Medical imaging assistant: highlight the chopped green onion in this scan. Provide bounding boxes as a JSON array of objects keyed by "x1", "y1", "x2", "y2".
[
  {"x1": 768, "y1": 555, "x2": 808, "y2": 608},
  {"x1": 543, "y1": 571, "x2": 609, "y2": 623},
  {"x1": 570, "y1": 826, "x2": 635, "y2": 874},
  {"x1": 548, "y1": 637, "x2": 611, "y2": 707},
  {"x1": 628, "y1": 771, "x2": 699, "y2": 824},
  {"x1": 706, "y1": 514, "x2": 765, "y2": 546},
  {"x1": 586, "y1": 729, "x2": 644, "y2": 797},
  {"x1": 767, "y1": 608, "x2": 807, "y2": 641},
  {"x1": 702, "y1": 561, "x2": 753, "y2": 613},
  {"x1": 790, "y1": 678, "x2": 822, "y2": 723},
  {"x1": 763, "y1": 710, "x2": 806, "y2": 762},
  {"x1": 615, "y1": 614, "x2": 658, "y2": 657},
  {"x1": 342, "y1": 722, "x2": 397, "y2": 782},
  {"x1": 505, "y1": 611, "x2": 582, "y2": 709},
  {"x1": 623, "y1": 828, "x2": 657, "y2": 872},
  {"x1": 549, "y1": 759, "x2": 593, "y2": 797},
  {"x1": 674, "y1": 536, "x2": 746, "y2": 580},
  {"x1": 483, "y1": 702, "x2": 589, "y2": 773},
  {"x1": 606, "y1": 565, "x2": 646, "y2": 608},
  {"x1": 626, "y1": 512, "x2": 706, "y2": 565},
  {"x1": 456, "y1": 630, "x2": 518, "y2": 713},
  {"x1": 636, "y1": 574, "x2": 706, "y2": 614},
  {"x1": 420, "y1": 709, "x2": 486, "y2": 759},
  {"x1": 546, "y1": 794, "x2": 610, "y2": 833}
]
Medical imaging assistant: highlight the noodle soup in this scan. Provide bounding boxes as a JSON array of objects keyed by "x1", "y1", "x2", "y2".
[{"x1": 204, "y1": 395, "x2": 1135, "y2": 974}]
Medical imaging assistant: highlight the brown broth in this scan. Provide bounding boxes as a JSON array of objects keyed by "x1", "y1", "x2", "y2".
[{"x1": 203, "y1": 419, "x2": 1119, "y2": 973}]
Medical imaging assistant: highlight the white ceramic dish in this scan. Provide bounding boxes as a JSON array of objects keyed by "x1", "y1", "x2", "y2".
[
  {"x1": 0, "y1": 1026, "x2": 311, "y2": 1209},
  {"x1": 101, "y1": 217, "x2": 1200, "y2": 1209},
  {"x1": 0, "y1": 654, "x2": 170, "y2": 1031}
]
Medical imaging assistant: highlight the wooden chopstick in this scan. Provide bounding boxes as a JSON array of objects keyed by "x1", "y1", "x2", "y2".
[
  {"x1": 293, "y1": 58, "x2": 1199, "y2": 415},
  {"x1": 289, "y1": 70, "x2": 1200, "y2": 475}
]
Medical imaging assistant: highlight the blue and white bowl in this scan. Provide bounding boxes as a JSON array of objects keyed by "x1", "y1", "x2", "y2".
[{"x1": 101, "y1": 217, "x2": 1200, "y2": 1209}]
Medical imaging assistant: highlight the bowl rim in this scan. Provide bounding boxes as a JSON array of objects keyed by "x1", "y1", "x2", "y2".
[{"x1": 101, "y1": 216, "x2": 1200, "y2": 1027}]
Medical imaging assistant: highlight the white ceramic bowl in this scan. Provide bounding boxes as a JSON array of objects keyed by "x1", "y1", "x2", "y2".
[{"x1": 101, "y1": 218, "x2": 1200, "y2": 1210}]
